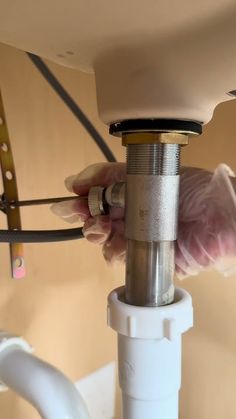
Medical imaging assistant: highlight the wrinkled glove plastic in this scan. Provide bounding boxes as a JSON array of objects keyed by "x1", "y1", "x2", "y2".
[{"x1": 51, "y1": 162, "x2": 236, "y2": 279}]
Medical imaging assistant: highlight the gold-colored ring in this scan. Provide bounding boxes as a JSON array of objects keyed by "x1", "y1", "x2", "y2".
[{"x1": 122, "y1": 132, "x2": 190, "y2": 146}]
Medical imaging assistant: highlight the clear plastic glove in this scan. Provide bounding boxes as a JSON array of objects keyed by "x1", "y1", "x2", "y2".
[
  {"x1": 51, "y1": 162, "x2": 236, "y2": 279},
  {"x1": 52, "y1": 163, "x2": 127, "y2": 264}
]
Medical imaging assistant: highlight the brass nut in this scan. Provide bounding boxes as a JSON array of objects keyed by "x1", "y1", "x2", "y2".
[{"x1": 122, "y1": 132, "x2": 189, "y2": 146}]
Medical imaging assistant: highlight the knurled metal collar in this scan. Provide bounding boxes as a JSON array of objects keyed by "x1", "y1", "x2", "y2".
[{"x1": 88, "y1": 186, "x2": 106, "y2": 216}]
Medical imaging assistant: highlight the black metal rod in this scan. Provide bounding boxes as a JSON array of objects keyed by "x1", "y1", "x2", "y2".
[
  {"x1": 0, "y1": 195, "x2": 87, "y2": 209},
  {"x1": 27, "y1": 53, "x2": 116, "y2": 162}
]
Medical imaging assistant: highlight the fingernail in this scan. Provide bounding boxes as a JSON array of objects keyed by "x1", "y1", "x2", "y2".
[
  {"x1": 82, "y1": 216, "x2": 111, "y2": 244},
  {"x1": 83, "y1": 229, "x2": 108, "y2": 245},
  {"x1": 51, "y1": 200, "x2": 75, "y2": 217},
  {"x1": 51, "y1": 201, "x2": 87, "y2": 223},
  {"x1": 65, "y1": 174, "x2": 93, "y2": 192},
  {"x1": 65, "y1": 175, "x2": 77, "y2": 192}
]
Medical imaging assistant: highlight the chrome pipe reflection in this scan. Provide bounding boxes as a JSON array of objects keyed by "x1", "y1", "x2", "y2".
[{"x1": 125, "y1": 240, "x2": 175, "y2": 306}]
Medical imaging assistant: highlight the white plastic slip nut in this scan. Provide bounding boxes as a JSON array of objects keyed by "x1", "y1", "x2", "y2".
[{"x1": 107, "y1": 287, "x2": 193, "y2": 340}]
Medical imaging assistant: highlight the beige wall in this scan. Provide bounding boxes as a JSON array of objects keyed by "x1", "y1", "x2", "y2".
[{"x1": 1, "y1": 43, "x2": 236, "y2": 419}]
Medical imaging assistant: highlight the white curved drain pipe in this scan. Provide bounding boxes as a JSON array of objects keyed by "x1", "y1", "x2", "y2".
[
  {"x1": 0, "y1": 286, "x2": 192, "y2": 419},
  {"x1": 0, "y1": 332, "x2": 90, "y2": 419}
]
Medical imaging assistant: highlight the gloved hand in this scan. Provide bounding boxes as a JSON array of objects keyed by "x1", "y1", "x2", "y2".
[
  {"x1": 52, "y1": 163, "x2": 127, "y2": 264},
  {"x1": 51, "y1": 162, "x2": 236, "y2": 279}
]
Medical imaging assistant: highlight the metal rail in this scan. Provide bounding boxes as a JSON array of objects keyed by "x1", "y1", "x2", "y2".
[{"x1": 0, "y1": 91, "x2": 25, "y2": 279}]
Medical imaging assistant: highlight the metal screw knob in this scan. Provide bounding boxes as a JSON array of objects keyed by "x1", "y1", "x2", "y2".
[{"x1": 88, "y1": 186, "x2": 106, "y2": 216}]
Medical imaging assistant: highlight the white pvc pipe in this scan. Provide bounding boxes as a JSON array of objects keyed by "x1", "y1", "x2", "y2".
[
  {"x1": 0, "y1": 333, "x2": 90, "y2": 419},
  {"x1": 122, "y1": 393, "x2": 179, "y2": 419},
  {"x1": 108, "y1": 287, "x2": 193, "y2": 419}
]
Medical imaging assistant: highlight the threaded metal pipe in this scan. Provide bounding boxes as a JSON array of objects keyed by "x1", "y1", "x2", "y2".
[
  {"x1": 127, "y1": 144, "x2": 180, "y2": 175},
  {"x1": 125, "y1": 141, "x2": 181, "y2": 307}
]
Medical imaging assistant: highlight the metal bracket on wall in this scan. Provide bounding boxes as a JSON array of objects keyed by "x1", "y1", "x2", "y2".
[{"x1": 0, "y1": 90, "x2": 25, "y2": 279}]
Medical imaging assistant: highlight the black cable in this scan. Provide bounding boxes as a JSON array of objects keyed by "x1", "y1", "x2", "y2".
[
  {"x1": 0, "y1": 228, "x2": 84, "y2": 243},
  {"x1": 27, "y1": 52, "x2": 116, "y2": 162}
]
